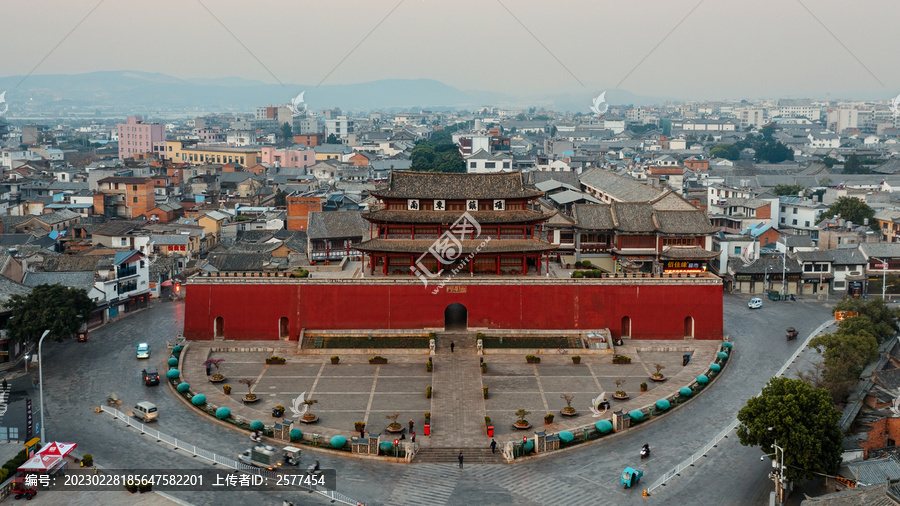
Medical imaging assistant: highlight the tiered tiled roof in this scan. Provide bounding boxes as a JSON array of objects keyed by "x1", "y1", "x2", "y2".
[
  {"x1": 363, "y1": 210, "x2": 550, "y2": 224},
  {"x1": 355, "y1": 238, "x2": 555, "y2": 254},
  {"x1": 307, "y1": 211, "x2": 370, "y2": 240},
  {"x1": 372, "y1": 171, "x2": 543, "y2": 200}
]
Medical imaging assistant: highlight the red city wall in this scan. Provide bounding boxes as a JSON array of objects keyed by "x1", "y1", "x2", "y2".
[{"x1": 183, "y1": 282, "x2": 723, "y2": 341}]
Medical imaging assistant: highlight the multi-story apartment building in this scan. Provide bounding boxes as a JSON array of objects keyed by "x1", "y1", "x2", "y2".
[
  {"x1": 325, "y1": 116, "x2": 354, "y2": 139},
  {"x1": 260, "y1": 146, "x2": 316, "y2": 168},
  {"x1": 93, "y1": 177, "x2": 156, "y2": 219},
  {"x1": 775, "y1": 196, "x2": 828, "y2": 240},
  {"x1": 163, "y1": 140, "x2": 262, "y2": 166},
  {"x1": 117, "y1": 116, "x2": 166, "y2": 160},
  {"x1": 256, "y1": 106, "x2": 292, "y2": 125}
]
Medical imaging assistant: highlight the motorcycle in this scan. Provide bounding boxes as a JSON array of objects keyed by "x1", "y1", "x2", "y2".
[
  {"x1": 250, "y1": 431, "x2": 262, "y2": 443},
  {"x1": 640, "y1": 444, "x2": 650, "y2": 459}
]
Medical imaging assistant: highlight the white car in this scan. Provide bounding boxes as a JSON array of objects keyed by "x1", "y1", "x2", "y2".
[
  {"x1": 748, "y1": 298, "x2": 763, "y2": 309},
  {"x1": 136, "y1": 343, "x2": 151, "y2": 359}
]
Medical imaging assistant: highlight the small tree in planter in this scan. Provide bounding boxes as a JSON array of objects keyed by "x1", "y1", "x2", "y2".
[
  {"x1": 125, "y1": 480, "x2": 138, "y2": 494},
  {"x1": 273, "y1": 405, "x2": 285, "y2": 417},
  {"x1": 426, "y1": 360, "x2": 433, "y2": 372},
  {"x1": 331, "y1": 356, "x2": 340, "y2": 365},
  {"x1": 481, "y1": 362, "x2": 487, "y2": 373},
  {"x1": 612, "y1": 355, "x2": 631, "y2": 364},
  {"x1": 239, "y1": 378, "x2": 258, "y2": 403},
  {"x1": 614, "y1": 379, "x2": 628, "y2": 399},
  {"x1": 223, "y1": 385, "x2": 231, "y2": 394},
  {"x1": 572, "y1": 355, "x2": 581, "y2": 365},
  {"x1": 484, "y1": 416, "x2": 491, "y2": 428},
  {"x1": 483, "y1": 386, "x2": 489, "y2": 399},
  {"x1": 354, "y1": 421, "x2": 366, "y2": 433},
  {"x1": 544, "y1": 413, "x2": 554, "y2": 424},
  {"x1": 651, "y1": 364, "x2": 666, "y2": 381},
  {"x1": 426, "y1": 386, "x2": 432, "y2": 398},
  {"x1": 560, "y1": 394, "x2": 577, "y2": 416},
  {"x1": 205, "y1": 359, "x2": 226, "y2": 381},
  {"x1": 386, "y1": 412, "x2": 403, "y2": 432},
  {"x1": 640, "y1": 382, "x2": 648, "y2": 392},
  {"x1": 302, "y1": 398, "x2": 318, "y2": 422},
  {"x1": 514, "y1": 409, "x2": 531, "y2": 429},
  {"x1": 266, "y1": 356, "x2": 286, "y2": 364}
]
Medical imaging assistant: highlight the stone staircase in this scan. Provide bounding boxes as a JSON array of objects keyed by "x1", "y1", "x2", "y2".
[
  {"x1": 414, "y1": 447, "x2": 505, "y2": 464},
  {"x1": 434, "y1": 331, "x2": 477, "y2": 353}
]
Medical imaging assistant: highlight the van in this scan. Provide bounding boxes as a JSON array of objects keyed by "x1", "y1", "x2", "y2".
[
  {"x1": 133, "y1": 402, "x2": 159, "y2": 423},
  {"x1": 748, "y1": 298, "x2": 763, "y2": 309}
]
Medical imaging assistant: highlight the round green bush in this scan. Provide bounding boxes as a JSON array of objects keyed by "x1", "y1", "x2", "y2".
[
  {"x1": 697, "y1": 374, "x2": 709, "y2": 384},
  {"x1": 167, "y1": 357, "x2": 178, "y2": 367},
  {"x1": 679, "y1": 387, "x2": 692, "y2": 396},
  {"x1": 629, "y1": 410, "x2": 644, "y2": 421},
  {"x1": 191, "y1": 394, "x2": 206, "y2": 405},
  {"x1": 215, "y1": 407, "x2": 231, "y2": 419},
  {"x1": 250, "y1": 420, "x2": 264, "y2": 431},
  {"x1": 709, "y1": 363, "x2": 722, "y2": 372},
  {"x1": 573, "y1": 271, "x2": 584, "y2": 278},
  {"x1": 176, "y1": 382, "x2": 190, "y2": 393},
  {"x1": 289, "y1": 428, "x2": 302, "y2": 442},
  {"x1": 595, "y1": 420, "x2": 613, "y2": 433},
  {"x1": 717, "y1": 351, "x2": 728, "y2": 359},
  {"x1": 166, "y1": 369, "x2": 180, "y2": 379},
  {"x1": 173, "y1": 345, "x2": 182, "y2": 352},
  {"x1": 523, "y1": 439, "x2": 534, "y2": 452},
  {"x1": 558, "y1": 431, "x2": 574, "y2": 443},
  {"x1": 721, "y1": 342, "x2": 733, "y2": 349},
  {"x1": 655, "y1": 399, "x2": 670, "y2": 411},
  {"x1": 330, "y1": 435, "x2": 347, "y2": 449},
  {"x1": 379, "y1": 441, "x2": 394, "y2": 452}
]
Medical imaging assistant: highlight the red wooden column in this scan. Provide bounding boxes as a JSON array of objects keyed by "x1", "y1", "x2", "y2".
[
  {"x1": 470, "y1": 256, "x2": 474, "y2": 275},
  {"x1": 383, "y1": 254, "x2": 388, "y2": 275},
  {"x1": 411, "y1": 226, "x2": 415, "y2": 240},
  {"x1": 496, "y1": 256, "x2": 500, "y2": 276},
  {"x1": 522, "y1": 255, "x2": 526, "y2": 276}
]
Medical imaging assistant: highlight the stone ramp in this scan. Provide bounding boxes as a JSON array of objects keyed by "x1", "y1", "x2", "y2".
[{"x1": 429, "y1": 350, "x2": 486, "y2": 448}]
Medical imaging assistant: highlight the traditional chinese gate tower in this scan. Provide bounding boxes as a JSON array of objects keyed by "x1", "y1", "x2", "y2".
[{"x1": 356, "y1": 171, "x2": 558, "y2": 277}]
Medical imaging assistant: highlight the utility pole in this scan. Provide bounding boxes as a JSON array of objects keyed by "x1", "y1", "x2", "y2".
[{"x1": 769, "y1": 440, "x2": 787, "y2": 505}]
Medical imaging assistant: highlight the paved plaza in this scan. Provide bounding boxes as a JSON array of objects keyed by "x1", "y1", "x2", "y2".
[{"x1": 181, "y1": 336, "x2": 720, "y2": 449}]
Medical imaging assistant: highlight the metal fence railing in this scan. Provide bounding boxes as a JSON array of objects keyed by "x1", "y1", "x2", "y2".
[{"x1": 100, "y1": 406, "x2": 359, "y2": 505}]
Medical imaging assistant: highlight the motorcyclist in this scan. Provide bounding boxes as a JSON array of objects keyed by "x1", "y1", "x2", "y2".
[{"x1": 641, "y1": 443, "x2": 650, "y2": 456}]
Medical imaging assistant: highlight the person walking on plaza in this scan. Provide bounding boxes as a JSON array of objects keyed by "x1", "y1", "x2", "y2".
[
  {"x1": 450, "y1": 341, "x2": 455, "y2": 353},
  {"x1": 2, "y1": 378, "x2": 6, "y2": 391},
  {"x1": 490, "y1": 439, "x2": 497, "y2": 454},
  {"x1": 409, "y1": 419, "x2": 414, "y2": 432},
  {"x1": 206, "y1": 363, "x2": 211, "y2": 376},
  {"x1": 411, "y1": 431, "x2": 416, "y2": 443},
  {"x1": 458, "y1": 452, "x2": 463, "y2": 468}
]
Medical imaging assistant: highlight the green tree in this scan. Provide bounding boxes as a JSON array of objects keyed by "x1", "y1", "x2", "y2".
[
  {"x1": 760, "y1": 124, "x2": 776, "y2": 141},
  {"x1": 709, "y1": 143, "x2": 741, "y2": 161},
  {"x1": 809, "y1": 320, "x2": 879, "y2": 400},
  {"x1": 818, "y1": 196, "x2": 875, "y2": 228},
  {"x1": 6, "y1": 285, "x2": 95, "y2": 343},
  {"x1": 754, "y1": 141, "x2": 793, "y2": 163},
  {"x1": 822, "y1": 156, "x2": 838, "y2": 168},
  {"x1": 832, "y1": 298, "x2": 899, "y2": 341},
  {"x1": 410, "y1": 143, "x2": 436, "y2": 171},
  {"x1": 273, "y1": 190, "x2": 287, "y2": 207},
  {"x1": 772, "y1": 184, "x2": 805, "y2": 197},
  {"x1": 280, "y1": 122, "x2": 293, "y2": 145},
  {"x1": 737, "y1": 377, "x2": 842, "y2": 482},
  {"x1": 842, "y1": 154, "x2": 868, "y2": 174},
  {"x1": 326, "y1": 133, "x2": 339, "y2": 144},
  {"x1": 433, "y1": 151, "x2": 464, "y2": 173}
]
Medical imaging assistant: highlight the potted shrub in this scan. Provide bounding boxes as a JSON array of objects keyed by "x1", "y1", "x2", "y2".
[
  {"x1": 125, "y1": 480, "x2": 138, "y2": 494},
  {"x1": 301, "y1": 398, "x2": 319, "y2": 423},
  {"x1": 484, "y1": 416, "x2": 491, "y2": 428},
  {"x1": 223, "y1": 385, "x2": 231, "y2": 394},
  {"x1": 239, "y1": 378, "x2": 259, "y2": 403},
  {"x1": 426, "y1": 360, "x2": 433, "y2": 372},
  {"x1": 369, "y1": 356, "x2": 388, "y2": 365},
  {"x1": 560, "y1": 394, "x2": 577, "y2": 416},
  {"x1": 426, "y1": 386, "x2": 432, "y2": 398},
  {"x1": 572, "y1": 355, "x2": 581, "y2": 365},
  {"x1": 272, "y1": 405, "x2": 285, "y2": 418},
  {"x1": 483, "y1": 386, "x2": 489, "y2": 399},
  {"x1": 525, "y1": 355, "x2": 541, "y2": 364},
  {"x1": 640, "y1": 382, "x2": 648, "y2": 392},
  {"x1": 514, "y1": 409, "x2": 532, "y2": 429},
  {"x1": 385, "y1": 413, "x2": 403, "y2": 433},
  {"x1": 612, "y1": 355, "x2": 631, "y2": 364},
  {"x1": 354, "y1": 421, "x2": 366, "y2": 433},
  {"x1": 81, "y1": 454, "x2": 93, "y2": 467},
  {"x1": 613, "y1": 379, "x2": 628, "y2": 400},
  {"x1": 138, "y1": 480, "x2": 152, "y2": 493},
  {"x1": 331, "y1": 356, "x2": 340, "y2": 365},
  {"x1": 481, "y1": 362, "x2": 487, "y2": 374},
  {"x1": 205, "y1": 358, "x2": 226, "y2": 382},
  {"x1": 266, "y1": 356, "x2": 286, "y2": 365},
  {"x1": 573, "y1": 271, "x2": 584, "y2": 278},
  {"x1": 544, "y1": 413, "x2": 554, "y2": 424},
  {"x1": 651, "y1": 364, "x2": 666, "y2": 381}
]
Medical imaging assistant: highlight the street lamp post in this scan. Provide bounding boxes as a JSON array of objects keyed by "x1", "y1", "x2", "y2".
[
  {"x1": 37, "y1": 329, "x2": 49, "y2": 444},
  {"x1": 883, "y1": 260, "x2": 888, "y2": 300}
]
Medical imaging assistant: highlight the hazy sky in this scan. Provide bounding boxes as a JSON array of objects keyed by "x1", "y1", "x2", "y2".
[{"x1": 2, "y1": 0, "x2": 899, "y2": 101}]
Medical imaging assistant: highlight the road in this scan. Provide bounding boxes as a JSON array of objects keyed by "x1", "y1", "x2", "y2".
[{"x1": 3, "y1": 294, "x2": 833, "y2": 505}]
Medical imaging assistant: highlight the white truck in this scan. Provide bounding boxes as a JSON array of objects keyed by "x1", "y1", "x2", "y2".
[{"x1": 238, "y1": 444, "x2": 282, "y2": 471}]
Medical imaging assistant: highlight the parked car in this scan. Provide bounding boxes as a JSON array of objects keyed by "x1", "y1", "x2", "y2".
[
  {"x1": 142, "y1": 368, "x2": 159, "y2": 386},
  {"x1": 136, "y1": 343, "x2": 151, "y2": 359},
  {"x1": 133, "y1": 401, "x2": 159, "y2": 423},
  {"x1": 748, "y1": 298, "x2": 763, "y2": 309}
]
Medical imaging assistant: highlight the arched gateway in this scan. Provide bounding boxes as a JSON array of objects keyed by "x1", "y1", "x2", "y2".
[{"x1": 444, "y1": 303, "x2": 468, "y2": 330}]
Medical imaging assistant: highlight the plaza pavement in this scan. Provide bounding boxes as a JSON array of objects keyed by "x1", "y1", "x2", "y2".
[{"x1": 180, "y1": 335, "x2": 720, "y2": 451}]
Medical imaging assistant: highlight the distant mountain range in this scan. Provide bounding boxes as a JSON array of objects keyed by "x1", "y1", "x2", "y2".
[{"x1": 0, "y1": 71, "x2": 670, "y2": 116}]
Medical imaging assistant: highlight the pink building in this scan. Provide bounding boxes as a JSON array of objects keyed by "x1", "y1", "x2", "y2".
[
  {"x1": 117, "y1": 116, "x2": 166, "y2": 160},
  {"x1": 260, "y1": 146, "x2": 316, "y2": 168}
]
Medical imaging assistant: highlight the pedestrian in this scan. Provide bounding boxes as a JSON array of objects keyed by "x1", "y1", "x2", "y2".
[
  {"x1": 359, "y1": 428, "x2": 365, "y2": 439},
  {"x1": 409, "y1": 419, "x2": 414, "y2": 432},
  {"x1": 2, "y1": 378, "x2": 7, "y2": 391},
  {"x1": 206, "y1": 363, "x2": 211, "y2": 376},
  {"x1": 458, "y1": 451, "x2": 463, "y2": 468},
  {"x1": 490, "y1": 439, "x2": 497, "y2": 454},
  {"x1": 450, "y1": 341, "x2": 455, "y2": 353},
  {"x1": 411, "y1": 431, "x2": 416, "y2": 443}
]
